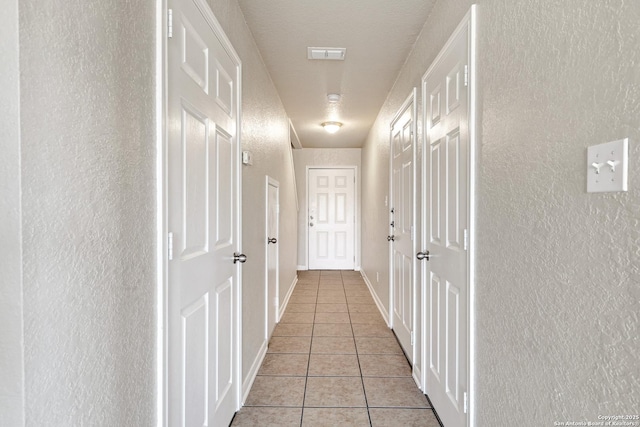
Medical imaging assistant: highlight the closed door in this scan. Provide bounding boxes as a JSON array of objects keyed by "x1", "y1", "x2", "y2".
[
  {"x1": 266, "y1": 178, "x2": 279, "y2": 339},
  {"x1": 389, "y1": 91, "x2": 416, "y2": 362},
  {"x1": 308, "y1": 168, "x2": 355, "y2": 270},
  {"x1": 421, "y1": 8, "x2": 474, "y2": 427},
  {"x1": 167, "y1": 0, "x2": 241, "y2": 425}
]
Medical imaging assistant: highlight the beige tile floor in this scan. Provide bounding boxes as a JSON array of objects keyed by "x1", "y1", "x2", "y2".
[{"x1": 231, "y1": 270, "x2": 442, "y2": 427}]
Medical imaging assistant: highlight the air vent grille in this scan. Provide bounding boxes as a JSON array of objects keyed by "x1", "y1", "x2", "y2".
[{"x1": 307, "y1": 47, "x2": 346, "y2": 60}]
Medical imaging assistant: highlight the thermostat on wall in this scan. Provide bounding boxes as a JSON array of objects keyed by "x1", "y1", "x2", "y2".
[{"x1": 242, "y1": 151, "x2": 253, "y2": 166}]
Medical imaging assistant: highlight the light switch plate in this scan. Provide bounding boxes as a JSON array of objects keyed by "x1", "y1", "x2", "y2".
[
  {"x1": 587, "y1": 138, "x2": 628, "y2": 193},
  {"x1": 242, "y1": 150, "x2": 253, "y2": 166}
]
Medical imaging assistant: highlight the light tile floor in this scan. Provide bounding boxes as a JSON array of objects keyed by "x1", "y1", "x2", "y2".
[{"x1": 231, "y1": 270, "x2": 442, "y2": 427}]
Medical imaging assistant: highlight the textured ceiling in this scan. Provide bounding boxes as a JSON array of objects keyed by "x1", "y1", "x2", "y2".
[{"x1": 237, "y1": 0, "x2": 437, "y2": 148}]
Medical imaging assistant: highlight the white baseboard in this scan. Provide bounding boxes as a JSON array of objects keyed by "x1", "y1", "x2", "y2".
[
  {"x1": 360, "y1": 270, "x2": 390, "y2": 326},
  {"x1": 279, "y1": 275, "x2": 298, "y2": 320},
  {"x1": 296, "y1": 265, "x2": 307, "y2": 271},
  {"x1": 241, "y1": 339, "x2": 268, "y2": 405}
]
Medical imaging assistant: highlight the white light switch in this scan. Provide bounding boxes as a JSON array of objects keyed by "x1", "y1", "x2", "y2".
[
  {"x1": 587, "y1": 138, "x2": 628, "y2": 193},
  {"x1": 242, "y1": 150, "x2": 253, "y2": 166}
]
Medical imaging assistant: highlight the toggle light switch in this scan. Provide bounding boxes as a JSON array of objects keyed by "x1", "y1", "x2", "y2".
[
  {"x1": 591, "y1": 162, "x2": 603, "y2": 174},
  {"x1": 587, "y1": 138, "x2": 628, "y2": 193}
]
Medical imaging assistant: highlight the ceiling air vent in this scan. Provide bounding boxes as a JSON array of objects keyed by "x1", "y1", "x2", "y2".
[{"x1": 307, "y1": 47, "x2": 346, "y2": 60}]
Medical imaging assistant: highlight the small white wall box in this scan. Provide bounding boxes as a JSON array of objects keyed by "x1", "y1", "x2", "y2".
[
  {"x1": 587, "y1": 138, "x2": 628, "y2": 193},
  {"x1": 242, "y1": 151, "x2": 253, "y2": 165}
]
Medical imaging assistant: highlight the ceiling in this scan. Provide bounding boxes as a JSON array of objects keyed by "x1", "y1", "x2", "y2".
[{"x1": 237, "y1": 0, "x2": 437, "y2": 148}]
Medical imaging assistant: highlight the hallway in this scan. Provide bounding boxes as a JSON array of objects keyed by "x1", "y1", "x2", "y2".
[{"x1": 231, "y1": 270, "x2": 441, "y2": 426}]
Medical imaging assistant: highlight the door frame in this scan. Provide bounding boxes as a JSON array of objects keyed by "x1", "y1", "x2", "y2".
[
  {"x1": 158, "y1": 0, "x2": 244, "y2": 424},
  {"x1": 306, "y1": 166, "x2": 358, "y2": 270},
  {"x1": 388, "y1": 89, "x2": 418, "y2": 365},
  {"x1": 420, "y1": 5, "x2": 476, "y2": 425},
  {"x1": 265, "y1": 176, "x2": 279, "y2": 340}
]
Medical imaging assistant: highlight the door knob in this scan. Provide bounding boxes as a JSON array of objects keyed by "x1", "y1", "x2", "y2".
[
  {"x1": 416, "y1": 251, "x2": 430, "y2": 261},
  {"x1": 387, "y1": 235, "x2": 395, "y2": 242},
  {"x1": 267, "y1": 237, "x2": 277, "y2": 244},
  {"x1": 309, "y1": 223, "x2": 314, "y2": 227},
  {"x1": 310, "y1": 216, "x2": 314, "y2": 220},
  {"x1": 233, "y1": 253, "x2": 247, "y2": 264}
]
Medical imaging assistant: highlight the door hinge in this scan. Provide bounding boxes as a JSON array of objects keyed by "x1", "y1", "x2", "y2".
[
  {"x1": 168, "y1": 232, "x2": 174, "y2": 261},
  {"x1": 463, "y1": 391, "x2": 469, "y2": 413},
  {"x1": 464, "y1": 65, "x2": 468, "y2": 87},
  {"x1": 463, "y1": 228, "x2": 468, "y2": 251},
  {"x1": 410, "y1": 331, "x2": 415, "y2": 346},
  {"x1": 167, "y1": 9, "x2": 173, "y2": 38}
]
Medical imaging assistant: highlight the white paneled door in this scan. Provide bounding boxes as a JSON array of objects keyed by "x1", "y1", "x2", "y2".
[
  {"x1": 266, "y1": 177, "x2": 279, "y2": 339},
  {"x1": 308, "y1": 168, "x2": 355, "y2": 270},
  {"x1": 389, "y1": 90, "x2": 417, "y2": 362},
  {"x1": 167, "y1": 0, "x2": 241, "y2": 425},
  {"x1": 421, "y1": 7, "x2": 475, "y2": 427}
]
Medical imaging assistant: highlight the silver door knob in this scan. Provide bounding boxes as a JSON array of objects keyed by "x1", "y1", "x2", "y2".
[
  {"x1": 309, "y1": 223, "x2": 314, "y2": 227},
  {"x1": 233, "y1": 253, "x2": 247, "y2": 264},
  {"x1": 416, "y1": 251, "x2": 430, "y2": 261},
  {"x1": 310, "y1": 216, "x2": 314, "y2": 220},
  {"x1": 387, "y1": 235, "x2": 395, "y2": 242},
  {"x1": 267, "y1": 237, "x2": 277, "y2": 244}
]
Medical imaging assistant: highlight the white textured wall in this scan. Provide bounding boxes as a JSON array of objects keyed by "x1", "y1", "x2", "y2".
[
  {"x1": 19, "y1": 0, "x2": 157, "y2": 424},
  {"x1": 293, "y1": 148, "x2": 362, "y2": 269},
  {"x1": 362, "y1": 0, "x2": 640, "y2": 423},
  {"x1": 0, "y1": 0, "x2": 24, "y2": 425},
  {"x1": 206, "y1": 0, "x2": 299, "y2": 383}
]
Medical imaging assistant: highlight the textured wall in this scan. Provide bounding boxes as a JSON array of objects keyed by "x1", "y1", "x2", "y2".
[
  {"x1": 19, "y1": 0, "x2": 157, "y2": 424},
  {"x1": 361, "y1": 0, "x2": 639, "y2": 423},
  {"x1": 476, "y1": 1, "x2": 639, "y2": 422},
  {"x1": 0, "y1": 0, "x2": 24, "y2": 425},
  {"x1": 293, "y1": 148, "x2": 362, "y2": 269},
  {"x1": 206, "y1": 0, "x2": 299, "y2": 383}
]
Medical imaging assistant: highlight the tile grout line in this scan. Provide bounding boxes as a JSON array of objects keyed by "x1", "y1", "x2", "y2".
[
  {"x1": 344, "y1": 271, "x2": 374, "y2": 427},
  {"x1": 299, "y1": 273, "x2": 320, "y2": 427}
]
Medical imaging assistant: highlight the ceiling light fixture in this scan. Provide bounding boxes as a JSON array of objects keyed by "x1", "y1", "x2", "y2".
[
  {"x1": 321, "y1": 121, "x2": 343, "y2": 134},
  {"x1": 327, "y1": 93, "x2": 341, "y2": 103}
]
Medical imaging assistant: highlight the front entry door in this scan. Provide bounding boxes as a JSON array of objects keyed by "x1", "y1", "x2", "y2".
[
  {"x1": 308, "y1": 168, "x2": 355, "y2": 270},
  {"x1": 389, "y1": 90, "x2": 417, "y2": 362},
  {"x1": 167, "y1": 0, "x2": 241, "y2": 425},
  {"x1": 421, "y1": 7, "x2": 475, "y2": 427}
]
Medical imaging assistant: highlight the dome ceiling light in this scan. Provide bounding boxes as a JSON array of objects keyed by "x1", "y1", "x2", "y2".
[
  {"x1": 327, "y1": 93, "x2": 341, "y2": 103},
  {"x1": 321, "y1": 121, "x2": 343, "y2": 134}
]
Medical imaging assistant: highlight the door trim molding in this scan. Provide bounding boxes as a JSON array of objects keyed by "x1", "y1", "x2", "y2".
[
  {"x1": 420, "y1": 5, "x2": 476, "y2": 426},
  {"x1": 159, "y1": 0, "x2": 243, "y2": 424}
]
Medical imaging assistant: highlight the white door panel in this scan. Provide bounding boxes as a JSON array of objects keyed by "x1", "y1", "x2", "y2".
[
  {"x1": 167, "y1": 0, "x2": 240, "y2": 425},
  {"x1": 266, "y1": 178, "x2": 279, "y2": 339},
  {"x1": 390, "y1": 91, "x2": 416, "y2": 362},
  {"x1": 308, "y1": 169, "x2": 355, "y2": 270},
  {"x1": 422, "y1": 8, "x2": 475, "y2": 427}
]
